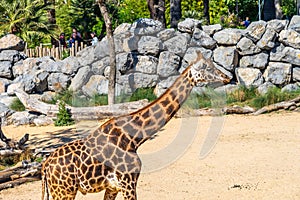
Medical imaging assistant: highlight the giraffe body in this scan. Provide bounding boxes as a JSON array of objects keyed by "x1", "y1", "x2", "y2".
[{"x1": 42, "y1": 52, "x2": 230, "y2": 200}]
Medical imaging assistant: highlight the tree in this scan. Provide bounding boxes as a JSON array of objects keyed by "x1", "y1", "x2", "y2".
[
  {"x1": 203, "y1": 0, "x2": 210, "y2": 24},
  {"x1": 147, "y1": 0, "x2": 166, "y2": 27},
  {"x1": 170, "y1": 0, "x2": 181, "y2": 28},
  {"x1": 97, "y1": 0, "x2": 116, "y2": 105},
  {"x1": 263, "y1": 0, "x2": 276, "y2": 21}
]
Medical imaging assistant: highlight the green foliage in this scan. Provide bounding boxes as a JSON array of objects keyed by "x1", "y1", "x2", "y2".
[
  {"x1": 118, "y1": 0, "x2": 149, "y2": 24},
  {"x1": 226, "y1": 86, "x2": 257, "y2": 104},
  {"x1": 54, "y1": 101, "x2": 75, "y2": 126},
  {"x1": 129, "y1": 87, "x2": 157, "y2": 102},
  {"x1": 281, "y1": 0, "x2": 297, "y2": 18},
  {"x1": 10, "y1": 98, "x2": 25, "y2": 111}
]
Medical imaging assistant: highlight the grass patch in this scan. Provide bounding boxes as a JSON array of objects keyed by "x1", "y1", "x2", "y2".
[
  {"x1": 129, "y1": 87, "x2": 157, "y2": 102},
  {"x1": 9, "y1": 98, "x2": 25, "y2": 111}
]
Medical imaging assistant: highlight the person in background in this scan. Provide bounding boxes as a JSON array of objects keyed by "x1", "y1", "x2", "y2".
[
  {"x1": 241, "y1": 17, "x2": 250, "y2": 27},
  {"x1": 72, "y1": 28, "x2": 83, "y2": 43},
  {"x1": 90, "y1": 32, "x2": 98, "y2": 46},
  {"x1": 59, "y1": 33, "x2": 66, "y2": 47},
  {"x1": 68, "y1": 33, "x2": 76, "y2": 48}
]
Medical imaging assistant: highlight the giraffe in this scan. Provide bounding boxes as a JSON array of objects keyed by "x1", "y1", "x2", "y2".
[{"x1": 41, "y1": 51, "x2": 230, "y2": 200}]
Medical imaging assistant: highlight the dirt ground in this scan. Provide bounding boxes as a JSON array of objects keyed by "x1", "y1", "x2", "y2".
[{"x1": 0, "y1": 111, "x2": 299, "y2": 200}]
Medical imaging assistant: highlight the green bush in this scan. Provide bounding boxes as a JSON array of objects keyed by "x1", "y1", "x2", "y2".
[
  {"x1": 10, "y1": 98, "x2": 25, "y2": 111},
  {"x1": 130, "y1": 88, "x2": 157, "y2": 102},
  {"x1": 54, "y1": 101, "x2": 75, "y2": 126}
]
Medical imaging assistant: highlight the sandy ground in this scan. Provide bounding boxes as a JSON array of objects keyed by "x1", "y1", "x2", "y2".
[{"x1": 0, "y1": 111, "x2": 299, "y2": 200}]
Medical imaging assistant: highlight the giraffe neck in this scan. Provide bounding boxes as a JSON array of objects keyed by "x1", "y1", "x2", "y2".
[{"x1": 98, "y1": 66, "x2": 195, "y2": 151}]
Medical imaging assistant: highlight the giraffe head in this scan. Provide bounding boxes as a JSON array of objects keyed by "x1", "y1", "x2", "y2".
[{"x1": 189, "y1": 52, "x2": 231, "y2": 85}]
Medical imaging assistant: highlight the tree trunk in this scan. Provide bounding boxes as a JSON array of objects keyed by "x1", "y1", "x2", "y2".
[
  {"x1": 263, "y1": 0, "x2": 276, "y2": 21},
  {"x1": 97, "y1": 0, "x2": 117, "y2": 105},
  {"x1": 274, "y1": 0, "x2": 283, "y2": 19},
  {"x1": 170, "y1": 0, "x2": 181, "y2": 28},
  {"x1": 203, "y1": 0, "x2": 210, "y2": 24},
  {"x1": 147, "y1": 0, "x2": 166, "y2": 28}
]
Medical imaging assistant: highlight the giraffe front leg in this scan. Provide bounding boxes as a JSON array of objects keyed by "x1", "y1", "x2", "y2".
[
  {"x1": 104, "y1": 188, "x2": 119, "y2": 200},
  {"x1": 120, "y1": 184, "x2": 137, "y2": 200}
]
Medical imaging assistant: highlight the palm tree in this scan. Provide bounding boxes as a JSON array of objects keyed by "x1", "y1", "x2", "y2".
[{"x1": 0, "y1": 0, "x2": 56, "y2": 47}]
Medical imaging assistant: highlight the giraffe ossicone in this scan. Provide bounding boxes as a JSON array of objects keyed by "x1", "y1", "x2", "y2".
[{"x1": 41, "y1": 51, "x2": 230, "y2": 200}]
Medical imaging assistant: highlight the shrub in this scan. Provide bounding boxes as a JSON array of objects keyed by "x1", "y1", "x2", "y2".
[
  {"x1": 10, "y1": 98, "x2": 25, "y2": 111},
  {"x1": 130, "y1": 88, "x2": 157, "y2": 102},
  {"x1": 54, "y1": 101, "x2": 75, "y2": 126}
]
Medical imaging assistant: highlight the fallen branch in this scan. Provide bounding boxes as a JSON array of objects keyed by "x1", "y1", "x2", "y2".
[
  {"x1": 253, "y1": 95, "x2": 300, "y2": 115},
  {"x1": 0, "y1": 176, "x2": 40, "y2": 191},
  {"x1": 222, "y1": 105, "x2": 255, "y2": 115},
  {"x1": 15, "y1": 90, "x2": 149, "y2": 120}
]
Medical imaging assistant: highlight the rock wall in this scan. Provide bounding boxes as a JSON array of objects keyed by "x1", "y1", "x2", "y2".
[{"x1": 1, "y1": 17, "x2": 300, "y2": 99}]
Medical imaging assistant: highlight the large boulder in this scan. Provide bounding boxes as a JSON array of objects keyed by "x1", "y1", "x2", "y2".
[
  {"x1": 279, "y1": 29, "x2": 300, "y2": 49},
  {"x1": 292, "y1": 67, "x2": 300, "y2": 82},
  {"x1": 213, "y1": 29, "x2": 243, "y2": 45},
  {"x1": 288, "y1": 15, "x2": 300, "y2": 33},
  {"x1": 130, "y1": 18, "x2": 163, "y2": 36},
  {"x1": 177, "y1": 18, "x2": 202, "y2": 34},
  {"x1": 267, "y1": 19, "x2": 287, "y2": 33},
  {"x1": 236, "y1": 68, "x2": 264, "y2": 87},
  {"x1": 191, "y1": 28, "x2": 216, "y2": 49},
  {"x1": 257, "y1": 82, "x2": 276, "y2": 95},
  {"x1": 59, "y1": 56, "x2": 81, "y2": 75},
  {"x1": 270, "y1": 45, "x2": 300, "y2": 66},
  {"x1": 82, "y1": 75, "x2": 108, "y2": 97},
  {"x1": 157, "y1": 28, "x2": 176, "y2": 41},
  {"x1": 154, "y1": 75, "x2": 178, "y2": 96},
  {"x1": 0, "y1": 34, "x2": 25, "y2": 51},
  {"x1": 47, "y1": 73, "x2": 71, "y2": 92},
  {"x1": 0, "y1": 61, "x2": 13, "y2": 79},
  {"x1": 256, "y1": 28, "x2": 277, "y2": 50},
  {"x1": 0, "y1": 50, "x2": 22, "y2": 63},
  {"x1": 138, "y1": 36, "x2": 164, "y2": 56},
  {"x1": 157, "y1": 51, "x2": 180, "y2": 78},
  {"x1": 237, "y1": 37, "x2": 261, "y2": 55},
  {"x1": 134, "y1": 55, "x2": 158, "y2": 74},
  {"x1": 263, "y1": 62, "x2": 292, "y2": 86},
  {"x1": 213, "y1": 46, "x2": 238, "y2": 72},
  {"x1": 239, "y1": 52, "x2": 269, "y2": 69},
  {"x1": 202, "y1": 24, "x2": 223, "y2": 36},
  {"x1": 76, "y1": 46, "x2": 95, "y2": 67},
  {"x1": 122, "y1": 35, "x2": 140, "y2": 52},
  {"x1": 164, "y1": 33, "x2": 190, "y2": 57},
  {"x1": 69, "y1": 66, "x2": 93, "y2": 92},
  {"x1": 244, "y1": 20, "x2": 267, "y2": 42}
]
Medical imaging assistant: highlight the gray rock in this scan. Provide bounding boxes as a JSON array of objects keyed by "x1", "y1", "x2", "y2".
[
  {"x1": 48, "y1": 73, "x2": 71, "y2": 92},
  {"x1": 114, "y1": 32, "x2": 133, "y2": 53},
  {"x1": 164, "y1": 34, "x2": 189, "y2": 57},
  {"x1": 76, "y1": 46, "x2": 95, "y2": 67},
  {"x1": 288, "y1": 15, "x2": 300, "y2": 33},
  {"x1": 270, "y1": 45, "x2": 300, "y2": 65},
  {"x1": 279, "y1": 29, "x2": 300, "y2": 49},
  {"x1": 202, "y1": 24, "x2": 223, "y2": 36},
  {"x1": 157, "y1": 51, "x2": 180, "y2": 78},
  {"x1": 130, "y1": 18, "x2": 163, "y2": 36},
  {"x1": 33, "y1": 115, "x2": 53, "y2": 126},
  {"x1": 134, "y1": 55, "x2": 158, "y2": 74},
  {"x1": 213, "y1": 46, "x2": 238, "y2": 72},
  {"x1": 213, "y1": 29, "x2": 243, "y2": 45},
  {"x1": 123, "y1": 35, "x2": 139, "y2": 52},
  {"x1": 114, "y1": 23, "x2": 131, "y2": 35},
  {"x1": 214, "y1": 84, "x2": 239, "y2": 94},
  {"x1": 0, "y1": 50, "x2": 21, "y2": 63},
  {"x1": 157, "y1": 28, "x2": 176, "y2": 41},
  {"x1": 237, "y1": 37, "x2": 261, "y2": 55},
  {"x1": 292, "y1": 67, "x2": 300, "y2": 82},
  {"x1": 267, "y1": 19, "x2": 287, "y2": 32},
  {"x1": 177, "y1": 18, "x2": 202, "y2": 34},
  {"x1": 69, "y1": 66, "x2": 93, "y2": 92},
  {"x1": 0, "y1": 102, "x2": 13, "y2": 118},
  {"x1": 9, "y1": 111, "x2": 37, "y2": 126},
  {"x1": 191, "y1": 28, "x2": 216, "y2": 49},
  {"x1": 236, "y1": 67, "x2": 264, "y2": 87},
  {"x1": 154, "y1": 75, "x2": 178, "y2": 97},
  {"x1": 239, "y1": 52, "x2": 269, "y2": 69},
  {"x1": 257, "y1": 82, "x2": 275, "y2": 95},
  {"x1": 82, "y1": 75, "x2": 108, "y2": 97},
  {"x1": 91, "y1": 57, "x2": 110, "y2": 75},
  {"x1": 7, "y1": 82, "x2": 25, "y2": 96},
  {"x1": 116, "y1": 53, "x2": 131, "y2": 74},
  {"x1": 0, "y1": 34, "x2": 25, "y2": 51},
  {"x1": 12, "y1": 72, "x2": 48, "y2": 93},
  {"x1": 94, "y1": 37, "x2": 110, "y2": 60},
  {"x1": 244, "y1": 20, "x2": 267, "y2": 42},
  {"x1": 0, "y1": 61, "x2": 13, "y2": 79},
  {"x1": 281, "y1": 83, "x2": 299, "y2": 92},
  {"x1": 59, "y1": 56, "x2": 80, "y2": 75},
  {"x1": 0, "y1": 78, "x2": 11, "y2": 93},
  {"x1": 257, "y1": 28, "x2": 277, "y2": 50},
  {"x1": 138, "y1": 36, "x2": 163, "y2": 56},
  {"x1": 213, "y1": 62, "x2": 233, "y2": 81},
  {"x1": 12, "y1": 57, "x2": 55, "y2": 76},
  {"x1": 263, "y1": 62, "x2": 292, "y2": 86},
  {"x1": 181, "y1": 47, "x2": 212, "y2": 70}
]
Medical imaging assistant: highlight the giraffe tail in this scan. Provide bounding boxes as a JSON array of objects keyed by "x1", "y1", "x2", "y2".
[{"x1": 41, "y1": 168, "x2": 49, "y2": 200}]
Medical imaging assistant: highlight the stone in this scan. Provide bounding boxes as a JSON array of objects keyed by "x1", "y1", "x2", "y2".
[
  {"x1": 0, "y1": 50, "x2": 21, "y2": 63},
  {"x1": 267, "y1": 19, "x2": 287, "y2": 32},
  {"x1": 94, "y1": 37, "x2": 110, "y2": 60},
  {"x1": 157, "y1": 28, "x2": 176, "y2": 41},
  {"x1": 116, "y1": 53, "x2": 131, "y2": 74},
  {"x1": 256, "y1": 28, "x2": 277, "y2": 50},
  {"x1": 114, "y1": 32, "x2": 133, "y2": 53},
  {"x1": 281, "y1": 83, "x2": 299, "y2": 92},
  {"x1": 244, "y1": 20, "x2": 267, "y2": 42},
  {"x1": 48, "y1": 73, "x2": 71, "y2": 92},
  {"x1": 279, "y1": 29, "x2": 300, "y2": 49},
  {"x1": 292, "y1": 67, "x2": 300, "y2": 82},
  {"x1": 33, "y1": 115, "x2": 53, "y2": 126},
  {"x1": 239, "y1": 52, "x2": 269, "y2": 69},
  {"x1": 0, "y1": 61, "x2": 13, "y2": 79},
  {"x1": 257, "y1": 82, "x2": 276, "y2": 95},
  {"x1": 134, "y1": 55, "x2": 158, "y2": 74},
  {"x1": 0, "y1": 102, "x2": 13, "y2": 118},
  {"x1": 181, "y1": 47, "x2": 212, "y2": 70},
  {"x1": 213, "y1": 28, "x2": 243, "y2": 45},
  {"x1": 114, "y1": 23, "x2": 131, "y2": 35},
  {"x1": 154, "y1": 75, "x2": 178, "y2": 97},
  {"x1": 263, "y1": 62, "x2": 292, "y2": 86},
  {"x1": 0, "y1": 78, "x2": 11, "y2": 93},
  {"x1": 130, "y1": 18, "x2": 163, "y2": 36},
  {"x1": 0, "y1": 34, "x2": 25, "y2": 51},
  {"x1": 213, "y1": 46, "x2": 238, "y2": 72},
  {"x1": 69, "y1": 66, "x2": 93, "y2": 92},
  {"x1": 59, "y1": 56, "x2": 80, "y2": 75},
  {"x1": 9, "y1": 111, "x2": 37, "y2": 126},
  {"x1": 82, "y1": 75, "x2": 108, "y2": 97},
  {"x1": 138, "y1": 36, "x2": 163, "y2": 56},
  {"x1": 202, "y1": 24, "x2": 223, "y2": 36},
  {"x1": 288, "y1": 15, "x2": 300, "y2": 33},
  {"x1": 177, "y1": 18, "x2": 202, "y2": 34},
  {"x1": 235, "y1": 68, "x2": 264, "y2": 87},
  {"x1": 236, "y1": 37, "x2": 261, "y2": 56},
  {"x1": 164, "y1": 34, "x2": 190, "y2": 57},
  {"x1": 157, "y1": 51, "x2": 180, "y2": 78},
  {"x1": 214, "y1": 84, "x2": 239, "y2": 94},
  {"x1": 191, "y1": 28, "x2": 216, "y2": 49},
  {"x1": 213, "y1": 62, "x2": 233, "y2": 81},
  {"x1": 7, "y1": 82, "x2": 25, "y2": 96},
  {"x1": 92, "y1": 57, "x2": 110, "y2": 75},
  {"x1": 270, "y1": 45, "x2": 300, "y2": 66},
  {"x1": 123, "y1": 35, "x2": 140, "y2": 52}
]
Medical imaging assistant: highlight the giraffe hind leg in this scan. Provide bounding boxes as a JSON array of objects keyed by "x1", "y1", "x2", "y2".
[{"x1": 104, "y1": 188, "x2": 118, "y2": 200}]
